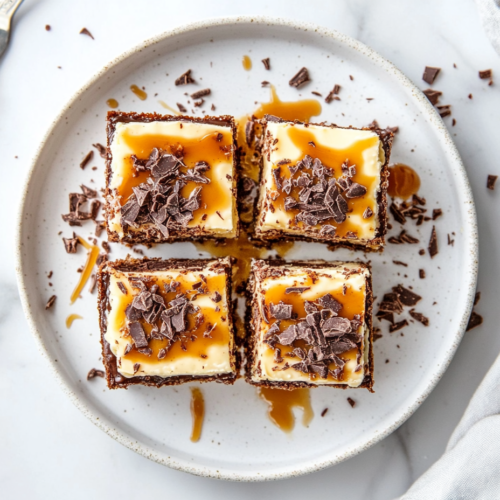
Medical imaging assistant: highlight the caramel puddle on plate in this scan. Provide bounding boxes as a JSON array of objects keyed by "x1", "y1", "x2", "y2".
[
  {"x1": 259, "y1": 387, "x2": 314, "y2": 433},
  {"x1": 130, "y1": 84, "x2": 147, "y2": 100},
  {"x1": 65, "y1": 314, "x2": 83, "y2": 328},
  {"x1": 388, "y1": 163, "x2": 421, "y2": 199},
  {"x1": 190, "y1": 387, "x2": 205, "y2": 442},
  {"x1": 70, "y1": 237, "x2": 100, "y2": 304},
  {"x1": 106, "y1": 98, "x2": 119, "y2": 109},
  {"x1": 196, "y1": 87, "x2": 320, "y2": 283},
  {"x1": 242, "y1": 55, "x2": 252, "y2": 71}
]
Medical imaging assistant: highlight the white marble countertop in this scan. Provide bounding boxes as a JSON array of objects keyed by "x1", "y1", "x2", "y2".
[{"x1": 2, "y1": 0, "x2": 499, "y2": 497}]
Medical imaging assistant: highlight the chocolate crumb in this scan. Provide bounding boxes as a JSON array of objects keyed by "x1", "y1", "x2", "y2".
[
  {"x1": 88, "y1": 273, "x2": 97, "y2": 294},
  {"x1": 347, "y1": 397, "x2": 356, "y2": 408},
  {"x1": 325, "y1": 84, "x2": 341, "y2": 103},
  {"x1": 47, "y1": 271, "x2": 53, "y2": 279},
  {"x1": 175, "y1": 69, "x2": 195, "y2": 86},
  {"x1": 479, "y1": 69, "x2": 492, "y2": 80},
  {"x1": 419, "y1": 269, "x2": 426, "y2": 279},
  {"x1": 133, "y1": 363, "x2": 140, "y2": 374},
  {"x1": 419, "y1": 249, "x2": 425, "y2": 256},
  {"x1": 117, "y1": 282, "x2": 127, "y2": 295},
  {"x1": 468, "y1": 93, "x2": 473, "y2": 99},
  {"x1": 80, "y1": 28, "x2": 94, "y2": 40},
  {"x1": 390, "y1": 319, "x2": 408, "y2": 332},
  {"x1": 423, "y1": 88, "x2": 442, "y2": 105},
  {"x1": 466, "y1": 311, "x2": 483, "y2": 331},
  {"x1": 176, "y1": 103, "x2": 187, "y2": 113},
  {"x1": 373, "y1": 327, "x2": 383, "y2": 341},
  {"x1": 349, "y1": 75, "x2": 354, "y2": 81},
  {"x1": 393, "y1": 260, "x2": 408, "y2": 267},
  {"x1": 262, "y1": 58, "x2": 271, "y2": 70},
  {"x1": 191, "y1": 89, "x2": 211, "y2": 99},
  {"x1": 428, "y1": 226, "x2": 438, "y2": 258},
  {"x1": 423, "y1": 66, "x2": 440, "y2": 85},
  {"x1": 45, "y1": 295, "x2": 56, "y2": 310},
  {"x1": 311, "y1": 91, "x2": 322, "y2": 97},
  {"x1": 474, "y1": 291, "x2": 481, "y2": 306},
  {"x1": 63, "y1": 233, "x2": 79, "y2": 253},
  {"x1": 432, "y1": 208, "x2": 442, "y2": 220},
  {"x1": 409, "y1": 309, "x2": 429, "y2": 326},
  {"x1": 452, "y1": 119, "x2": 456, "y2": 126},
  {"x1": 321, "y1": 408, "x2": 328, "y2": 417},
  {"x1": 93, "y1": 143, "x2": 106, "y2": 158},
  {"x1": 80, "y1": 150, "x2": 93, "y2": 169},
  {"x1": 437, "y1": 105, "x2": 452, "y2": 118},
  {"x1": 87, "y1": 368, "x2": 104, "y2": 380},
  {"x1": 45, "y1": 25, "x2": 51, "y2": 31},
  {"x1": 487, "y1": 175, "x2": 498, "y2": 190},
  {"x1": 289, "y1": 67, "x2": 310, "y2": 88}
]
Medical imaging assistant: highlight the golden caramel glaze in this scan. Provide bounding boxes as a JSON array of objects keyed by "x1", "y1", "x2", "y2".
[
  {"x1": 388, "y1": 163, "x2": 421, "y2": 199},
  {"x1": 258, "y1": 387, "x2": 313, "y2": 433},
  {"x1": 190, "y1": 387, "x2": 205, "y2": 442},
  {"x1": 130, "y1": 84, "x2": 147, "y2": 100},
  {"x1": 242, "y1": 55, "x2": 252, "y2": 71},
  {"x1": 106, "y1": 98, "x2": 119, "y2": 109},
  {"x1": 70, "y1": 237, "x2": 100, "y2": 304}
]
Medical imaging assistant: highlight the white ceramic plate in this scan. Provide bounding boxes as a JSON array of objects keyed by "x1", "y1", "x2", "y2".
[{"x1": 16, "y1": 17, "x2": 477, "y2": 481}]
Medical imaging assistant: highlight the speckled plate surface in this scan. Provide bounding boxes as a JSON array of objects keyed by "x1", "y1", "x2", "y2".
[{"x1": 16, "y1": 17, "x2": 477, "y2": 481}]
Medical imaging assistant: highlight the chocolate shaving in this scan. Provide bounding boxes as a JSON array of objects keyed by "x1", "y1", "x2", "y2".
[
  {"x1": 466, "y1": 311, "x2": 483, "y2": 331},
  {"x1": 87, "y1": 368, "x2": 104, "y2": 380},
  {"x1": 63, "y1": 233, "x2": 79, "y2": 253},
  {"x1": 289, "y1": 67, "x2": 310, "y2": 88},
  {"x1": 45, "y1": 295, "x2": 56, "y2": 310},
  {"x1": 325, "y1": 84, "x2": 341, "y2": 103},
  {"x1": 270, "y1": 302, "x2": 293, "y2": 320},
  {"x1": 79, "y1": 28, "x2": 94, "y2": 40},
  {"x1": 129, "y1": 322, "x2": 148, "y2": 348},
  {"x1": 285, "y1": 286, "x2": 310, "y2": 294},
  {"x1": 176, "y1": 103, "x2": 187, "y2": 113},
  {"x1": 245, "y1": 120, "x2": 255, "y2": 146},
  {"x1": 422, "y1": 66, "x2": 440, "y2": 85},
  {"x1": 80, "y1": 150, "x2": 93, "y2": 169},
  {"x1": 175, "y1": 69, "x2": 195, "y2": 86},
  {"x1": 390, "y1": 319, "x2": 409, "y2": 332},
  {"x1": 92, "y1": 143, "x2": 106, "y2": 158},
  {"x1": 117, "y1": 282, "x2": 128, "y2": 295},
  {"x1": 487, "y1": 175, "x2": 498, "y2": 190},
  {"x1": 428, "y1": 226, "x2": 438, "y2": 258},
  {"x1": 432, "y1": 208, "x2": 442, "y2": 220},
  {"x1": 437, "y1": 105, "x2": 451, "y2": 118},
  {"x1": 262, "y1": 58, "x2": 271, "y2": 70},
  {"x1": 347, "y1": 397, "x2": 356, "y2": 408},
  {"x1": 419, "y1": 269, "x2": 426, "y2": 279},
  {"x1": 409, "y1": 309, "x2": 429, "y2": 326},
  {"x1": 479, "y1": 69, "x2": 492, "y2": 80},
  {"x1": 190, "y1": 89, "x2": 211, "y2": 99},
  {"x1": 393, "y1": 260, "x2": 408, "y2": 267},
  {"x1": 423, "y1": 88, "x2": 442, "y2": 105},
  {"x1": 392, "y1": 285, "x2": 421, "y2": 306},
  {"x1": 363, "y1": 207, "x2": 373, "y2": 219}
]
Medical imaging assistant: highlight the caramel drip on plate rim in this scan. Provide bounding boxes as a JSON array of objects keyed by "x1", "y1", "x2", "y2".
[
  {"x1": 190, "y1": 387, "x2": 205, "y2": 442},
  {"x1": 70, "y1": 237, "x2": 100, "y2": 304},
  {"x1": 387, "y1": 163, "x2": 421, "y2": 199},
  {"x1": 242, "y1": 55, "x2": 252, "y2": 71},
  {"x1": 65, "y1": 314, "x2": 83, "y2": 328},
  {"x1": 130, "y1": 84, "x2": 147, "y2": 100},
  {"x1": 258, "y1": 387, "x2": 314, "y2": 433}
]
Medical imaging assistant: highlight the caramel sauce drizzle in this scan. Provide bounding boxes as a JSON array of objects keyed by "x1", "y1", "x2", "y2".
[
  {"x1": 117, "y1": 129, "x2": 233, "y2": 226},
  {"x1": 262, "y1": 276, "x2": 365, "y2": 383},
  {"x1": 106, "y1": 98, "x2": 119, "y2": 109},
  {"x1": 269, "y1": 128, "x2": 379, "y2": 238},
  {"x1": 65, "y1": 314, "x2": 83, "y2": 328},
  {"x1": 388, "y1": 163, "x2": 421, "y2": 199},
  {"x1": 258, "y1": 387, "x2": 313, "y2": 433},
  {"x1": 112, "y1": 273, "x2": 230, "y2": 365},
  {"x1": 158, "y1": 101, "x2": 181, "y2": 115},
  {"x1": 130, "y1": 84, "x2": 147, "y2": 100},
  {"x1": 242, "y1": 55, "x2": 252, "y2": 71},
  {"x1": 190, "y1": 387, "x2": 205, "y2": 442},
  {"x1": 70, "y1": 237, "x2": 100, "y2": 304}
]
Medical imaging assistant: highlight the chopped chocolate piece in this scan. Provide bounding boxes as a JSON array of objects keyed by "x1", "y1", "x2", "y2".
[
  {"x1": 376, "y1": 311, "x2": 394, "y2": 324},
  {"x1": 262, "y1": 58, "x2": 271, "y2": 70},
  {"x1": 289, "y1": 67, "x2": 310, "y2": 88},
  {"x1": 277, "y1": 325, "x2": 298, "y2": 345},
  {"x1": 428, "y1": 226, "x2": 438, "y2": 258},
  {"x1": 393, "y1": 260, "x2": 408, "y2": 267},
  {"x1": 409, "y1": 309, "x2": 429, "y2": 326},
  {"x1": 325, "y1": 84, "x2": 341, "y2": 103},
  {"x1": 437, "y1": 105, "x2": 452, "y2": 118},
  {"x1": 176, "y1": 103, "x2": 187, "y2": 113},
  {"x1": 423, "y1": 88, "x2": 442, "y2": 105},
  {"x1": 393, "y1": 284, "x2": 421, "y2": 306},
  {"x1": 390, "y1": 319, "x2": 408, "y2": 332},
  {"x1": 318, "y1": 293, "x2": 342, "y2": 314},
  {"x1": 487, "y1": 175, "x2": 498, "y2": 190},
  {"x1": 345, "y1": 182, "x2": 367, "y2": 198},
  {"x1": 129, "y1": 322, "x2": 148, "y2": 348},
  {"x1": 245, "y1": 119, "x2": 255, "y2": 147},
  {"x1": 419, "y1": 269, "x2": 426, "y2": 279},
  {"x1": 379, "y1": 293, "x2": 403, "y2": 314},
  {"x1": 80, "y1": 150, "x2": 93, "y2": 169},
  {"x1": 133, "y1": 363, "x2": 140, "y2": 374},
  {"x1": 190, "y1": 89, "x2": 211, "y2": 99},
  {"x1": 79, "y1": 28, "x2": 94, "y2": 40},
  {"x1": 87, "y1": 368, "x2": 104, "y2": 380},
  {"x1": 321, "y1": 408, "x2": 328, "y2": 417},
  {"x1": 422, "y1": 66, "x2": 440, "y2": 85},
  {"x1": 175, "y1": 69, "x2": 195, "y2": 86},
  {"x1": 89, "y1": 273, "x2": 97, "y2": 293},
  {"x1": 474, "y1": 291, "x2": 481, "y2": 306},
  {"x1": 363, "y1": 207, "x2": 373, "y2": 219},
  {"x1": 117, "y1": 282, "x2": 127, "y2": 295},
  {"x1": 211, "y1": 291, "x2": 222, "y2": 303},
  {"x1": 63, "y1": 233, "x2": 79, "y2": 253},
  {"x1": 432, "y1": 208, "x2": 442, "y2": 220},
  {"x1": 322, "y1": 317, "x2": 352, "y2": 337},
  {"x1": 466, "y1": 311, "x2": 483, "y2": 331},
  {"x1": 81, "y1": 184, "x2": 97, "y2": 198},
  {"x1": 45, "y1": 295, "x2": 56, "y2": 310},
  {"x1": 347, "y1": 397, "x2": 356, "y2": 408},
  {"x1": 269, "y1": 302, "x2": 293, "y2": 320},
  {"x1": 479, "y1": 69, "x2": 492, "y2": 80},
  {"x1": 93, "y1": 143, "x2": 106, "y2": 158},
  {"x1": 285, "y1": 286, "x2": 311, "y2": 294},
  {"x1": 373, "y1": 328, "x2": 382, "y2": 341},
  {"x1": 390, "y1": 202, "x2": 407, "y2": 225}
]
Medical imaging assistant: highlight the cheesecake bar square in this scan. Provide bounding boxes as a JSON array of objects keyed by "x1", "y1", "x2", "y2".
[
  {"x1": 105, "y1": 112, "x2": 238, "y2": 244},
  {"x1": 254, "y1": 116, "x2": 392, "y2": 250},
  {"x1": 246, "y1": 259, "x2": 374, "y2": 390},
  {"x1": 98, "y1": 256, "x2": 238, "y2": 388}
]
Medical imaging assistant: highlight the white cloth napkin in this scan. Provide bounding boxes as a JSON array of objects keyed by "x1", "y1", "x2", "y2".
[
  {"x1": 397, "y1": 353, "x2": 500, "y2": 499},
  {"x1": 476, "y1": 0, "x2": 500, "y2": 55}
]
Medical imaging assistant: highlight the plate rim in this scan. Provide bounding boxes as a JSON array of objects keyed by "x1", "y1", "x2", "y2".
[{"x1": 15, "y1": 15, "x2": 478, "y2": 481}]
